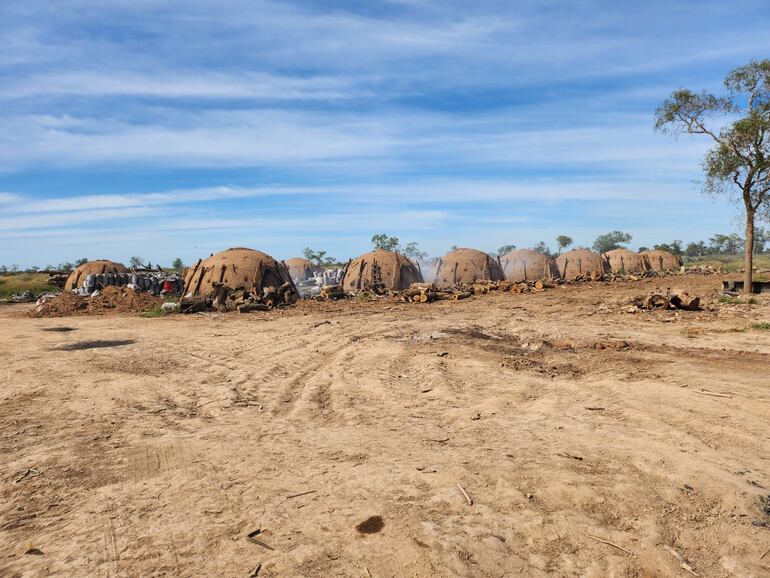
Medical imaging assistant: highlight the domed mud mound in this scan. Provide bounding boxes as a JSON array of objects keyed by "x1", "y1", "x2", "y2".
[
  {"x1": 500, "y1": 249, "x2": 559, "y2": 283},
  {"x1": 432, "y1": 248, "x2": 504, "y2": 286},
  {"x1": 64, "y1": 260, "x2": 129, "y2": 291},
  {"x1": 640, "y1": 249, "x2": 682, "y2": 273},
  {"x1": 183, "y1": 248, "x2": 298, "y2": 297},
  {"x1": 556, "y1": 249, "x2": 609, "y2": 280},
  {"x1": 285, "y1": 258, "x2": 316, "y2": 282},
  {"x1": 603, "y1": 248, "x2": 648, "y2": 274},
  {"x1": 341, "y1": 250, "x2": 422, "y2": 293}
]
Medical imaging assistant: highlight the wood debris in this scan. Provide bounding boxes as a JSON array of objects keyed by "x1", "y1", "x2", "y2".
[
  {"x1": 456, "y1": 483, "x2": 473, "y2": 506},
  {"x1": 585, "y1": 534, "x2": 632, "y2": 555},
  {"x1": 663, "y1": 545, "x2": 697, "y2": 575}
]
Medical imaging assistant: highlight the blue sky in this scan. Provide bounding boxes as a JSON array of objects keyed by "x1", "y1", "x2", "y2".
[{"x1": 2, "y1": 0, "x2": 770, "y2": 267}]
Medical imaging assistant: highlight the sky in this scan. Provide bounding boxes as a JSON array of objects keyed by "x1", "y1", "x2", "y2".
[{"x1": 2, "y1": 0, "x2": 770, "y2": 268}]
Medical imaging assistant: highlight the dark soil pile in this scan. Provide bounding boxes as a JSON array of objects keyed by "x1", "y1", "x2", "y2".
[{"x1": 31, "y1": 286, "x2": 163, "y2": 317}]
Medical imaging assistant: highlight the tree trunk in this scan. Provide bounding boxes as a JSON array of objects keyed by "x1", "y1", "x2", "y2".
[{"x1": 744, "y1": 206, "x2": 755, "y2": 295}]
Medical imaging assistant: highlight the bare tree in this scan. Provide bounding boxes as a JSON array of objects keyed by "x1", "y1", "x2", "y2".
[{"x1": 655, "y1": 60, "x2": 770, "y2": 293}]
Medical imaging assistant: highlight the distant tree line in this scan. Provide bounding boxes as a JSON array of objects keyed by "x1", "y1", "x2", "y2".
[
  {"x1": 0, "y1": 257, "x2": 187, "y2": 274},
  {"x1": 4, "y1": 228, "x2": 767, "y2": 275}
]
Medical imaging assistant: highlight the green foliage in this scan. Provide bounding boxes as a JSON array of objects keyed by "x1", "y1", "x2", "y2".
[
  {"x1": 654, "y1": 240, "x2": 683, "y2": 257},
  {"x1": 129, "y1": 256, "x2": 144, "y2": 269},
  {"x1": 718, "y1": 295, "x2": 757, "y2": 305},
  {"x1": 592, "y1": 231, "x2": 632, "y2": 253},
  {"x1": 75, "y1": 258, "x2": 88, "y2": 266},
  {"x1": 137, "y1": 305, "x2": 176, "y2": 318},
  {"x1": 172, "y1": 257, "x2": 184, "y2": 271},
  {"x1": 533, "y1": 241, "x2": 552, "y2": 256},
  {"x1": 555, "y1": 235, "x2": 573, "y2": 254},
  {"x1": 497, "y1": 244, "x2": 516, "y2": 256},
  {"x1": 302, "y1": 247, "x2": 338, "y2": 267},
  {"x1": 403, "y1": 242, "x2": 428, "y2": 262},
  {"x1": 718, "y1": 296, "x2": 741, "y2": 305},
  {"x1": 371, "y1": 233, "x2": 399, "y2": 252},
  {"x1": 655, "y1": 60, "x2": 770, "y2": 282},
  {"x1": 750, "y1": 322, "x2": 770, "y2": 330}
]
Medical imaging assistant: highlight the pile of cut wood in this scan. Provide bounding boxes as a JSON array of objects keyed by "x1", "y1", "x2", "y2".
[
  {"x1": 180, "y1": 281, "x2": 298, "y2": 313},
  {"x1": 399, "y1": 278, "x2": 554, "y2": 303},
  {"x1": 632, "y1": 289, "x2": 701, "y2": 311},
  {"x1": 686, "y1": 265, "x2": 721, "y2": 275}
]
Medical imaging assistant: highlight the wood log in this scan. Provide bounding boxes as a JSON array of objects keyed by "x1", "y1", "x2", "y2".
[
  {"x1": 670, "y1": 290, "x2": 700, "y2": 311},
  {"x1": 238, "y1": 302, "x2": 270, "y2": 313},
  {"x1": 453, "y1": 291, "x2": 472, "y2": 300},
  {"x1": 180, "y1": 297, "x2": 211, "y2": 314},
  {"x1": 644, "y1": 293, "x2": 670, "y2": 310}
]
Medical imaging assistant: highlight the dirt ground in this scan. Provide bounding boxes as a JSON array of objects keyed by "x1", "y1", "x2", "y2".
[{"x1": 1, "y1": 275, "x2": 770, "y2": 577}]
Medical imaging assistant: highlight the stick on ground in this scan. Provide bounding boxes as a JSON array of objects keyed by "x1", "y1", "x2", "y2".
[
  {"x1": 663, "y1": 545, "x2": 697, "y2": 575},
  {"x1": 286, "y1": 490, "x2": 316, "y2": 499},
  {"x1": 693, "y1": 389, "x2": 733, "y2": 399},
  {"x1": 585, "y1": 534, "x2": 632, "y2": 555},
  {"x1": 456, "y1": 483, "x2": 473, "y2": 506}
]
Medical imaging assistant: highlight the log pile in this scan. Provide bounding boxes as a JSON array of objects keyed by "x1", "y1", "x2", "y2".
[
  {"x1": 633, "y1": 289, "x2": 702, "y2": 311},
  {"x1": 319, "y1": 284, "x2": 347, "y2": 300},
  {"x1": 180, "y1": 281, "x2": 298, "y2": 314},
  {"x1": 398, "y1": 278, "x2": 554, "y2": 303}
]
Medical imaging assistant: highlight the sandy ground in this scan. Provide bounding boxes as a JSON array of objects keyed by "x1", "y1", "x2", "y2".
[{"x1": 1, "y1": 275, "x2": 770, "y2": 577}]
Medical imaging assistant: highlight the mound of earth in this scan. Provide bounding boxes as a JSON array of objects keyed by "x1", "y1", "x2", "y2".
[{"x1": 31, "y1": 286, "x2": 163, "y2": 317}]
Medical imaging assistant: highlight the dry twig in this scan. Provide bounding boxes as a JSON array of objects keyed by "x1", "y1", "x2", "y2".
[
  {"x1": 286, "y1": 490, "x2": 316, "y2": 499},
  {"x1": 456, "y1": 483, "x2": 473, "y2": 506},
  {"x1": 693, "y1": 389, "x2": 733, "y2": 399},
  {"x1": 585, "y1": 534, "x2": 632, "y2": 555},
  {"x1": 663, "y1": 545, "x2": 697, "y2": 576}
]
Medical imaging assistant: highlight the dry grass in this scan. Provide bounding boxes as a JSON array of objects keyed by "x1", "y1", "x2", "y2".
[
  {"x1": 687, "y1": 254, "x2": 770, "y2": 275},
  {"x1": 0, "y1": 273, "x2": 58, "y2": 298}
]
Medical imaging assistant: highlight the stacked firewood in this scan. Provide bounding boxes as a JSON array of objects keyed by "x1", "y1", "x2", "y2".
[
  {"x1": 398, "y1": 278, "x2": 554, "y2": 303},
  {"x1": 180, "y1": 281, "x2": 298, "y2": 313},
  {"x1": 318, "y1": 284, "x2": 347, "y2": 300},
  {"x1": 509, "y1": 279, "x2": 554, "y2": 293}
]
